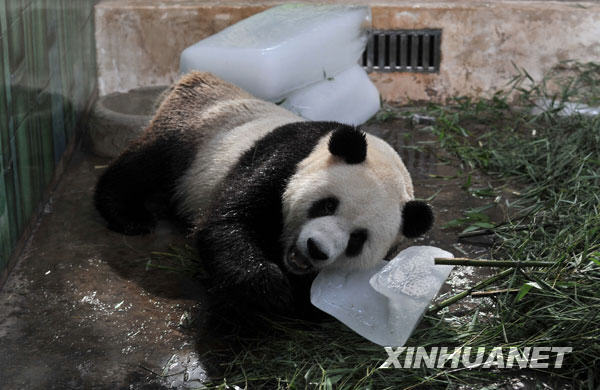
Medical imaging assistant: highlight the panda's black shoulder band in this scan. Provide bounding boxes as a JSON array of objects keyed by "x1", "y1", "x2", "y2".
[
  {"x1": 328, "y1": 125, "x2": 367, "y2": 164},
  {"x1": 402, "y1": 200, "x2": 434, "y2": 238}
]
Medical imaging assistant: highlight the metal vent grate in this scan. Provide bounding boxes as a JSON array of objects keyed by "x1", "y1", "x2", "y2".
[{"x1": 361, "y1": 29, "x2": 442, "y2": 73}]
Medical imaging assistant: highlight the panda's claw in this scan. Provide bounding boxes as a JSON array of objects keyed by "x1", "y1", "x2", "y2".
[
  {"x1": 210, "y1": 261, "x2": 294, "y2": 315},
  {"x1": 250, "y1": 262, "x2": 294, "y2": 314}
]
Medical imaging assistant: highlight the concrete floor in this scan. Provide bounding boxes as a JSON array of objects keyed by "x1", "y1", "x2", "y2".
[{"x1": 0, "y1": 114, "x2": 496, "y2": 389}]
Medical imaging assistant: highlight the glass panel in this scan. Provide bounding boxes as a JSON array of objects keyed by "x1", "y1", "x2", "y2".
[{"x1": 0, "y1": 0, "x2": 97, "y2": 271}]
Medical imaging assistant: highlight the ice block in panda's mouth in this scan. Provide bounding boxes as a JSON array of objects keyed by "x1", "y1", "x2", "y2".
[{"x1": 310, "y1": 246, "x2": 454, "y2": 346}]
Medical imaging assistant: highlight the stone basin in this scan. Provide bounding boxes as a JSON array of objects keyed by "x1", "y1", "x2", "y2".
[{"x1": 87, "y1": 85, "x2": 168, "y2": 158}]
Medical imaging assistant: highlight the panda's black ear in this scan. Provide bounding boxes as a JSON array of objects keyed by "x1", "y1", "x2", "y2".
[
  {"x1": 328, "y1": 126, "x2": 367, "y2": 164},
  {"x1": 402, "y1": 200, "x2": 434, "y2": 238}
]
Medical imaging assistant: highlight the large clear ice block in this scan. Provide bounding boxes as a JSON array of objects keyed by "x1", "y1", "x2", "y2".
[
  {"x1": 180, "y1": 4, "x2": 371, "y2": 102},
  {"x1": 281, "y1": 65, "x2": 380, "y2": 125}
]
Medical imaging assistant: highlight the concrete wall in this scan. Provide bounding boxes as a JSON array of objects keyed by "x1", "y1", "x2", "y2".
[
  {"x1": 370, "y1": 1, "x2": 600, "y2": 102},
  {"x1": 95, "y1": 0, "x2": 600, "y2": 103}
]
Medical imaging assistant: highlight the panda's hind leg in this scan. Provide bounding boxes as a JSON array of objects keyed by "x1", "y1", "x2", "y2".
[{"x1": 94, "y1": 137, "x2": 196, "y2": 235}]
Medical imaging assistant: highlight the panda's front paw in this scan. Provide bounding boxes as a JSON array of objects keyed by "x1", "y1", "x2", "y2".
[
  {"x1": 256, "y1": 262, "x2": 294, "y2": 314},
  {"x1": 223, "y1": 262, "x2": 293, "y2": 315}
]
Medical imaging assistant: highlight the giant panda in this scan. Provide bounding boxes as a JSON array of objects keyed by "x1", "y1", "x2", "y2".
[{"x1": 94, "y1": 72, "x2": 433, "y2": 316}]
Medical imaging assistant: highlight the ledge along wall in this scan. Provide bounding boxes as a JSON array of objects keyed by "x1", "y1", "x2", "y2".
[
  {"x1": 0, "y1": 0, "x2": 98, "y2": 286},
  {"x1": 95, "y1": 0, "x2": 600, "y2": 102}
]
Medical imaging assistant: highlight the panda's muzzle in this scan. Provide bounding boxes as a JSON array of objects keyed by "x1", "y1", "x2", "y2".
[{"x1": 285, "y1": 246, "x2": 314, "y2": 274}]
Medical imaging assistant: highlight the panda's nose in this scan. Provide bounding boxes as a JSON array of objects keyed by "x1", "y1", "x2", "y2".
[{"x1": 307, "y1": 238, "x2": 328, "y2": 261}]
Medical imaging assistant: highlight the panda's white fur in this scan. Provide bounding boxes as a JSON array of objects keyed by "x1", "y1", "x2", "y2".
[
  {"x1": 282, "y1": 133, "x2": 414, "y2": 273},
  {"x1": 174, "y1": 99, "x2": 300, "y2": 220}
]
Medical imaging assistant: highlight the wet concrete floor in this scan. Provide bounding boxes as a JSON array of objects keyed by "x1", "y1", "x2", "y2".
[{"x1": 0, "y1": 113, "x2": 499, "y2": 389}]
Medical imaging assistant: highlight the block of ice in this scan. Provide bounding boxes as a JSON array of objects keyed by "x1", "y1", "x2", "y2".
[
  {"x1": 370, "y1": 246, "x2": 454, "y2": 301},
  {"x1": 180, "y1": 4, "x2": 371, "y2": 102},
  {"x1": 311, "y1": 246, "x2": 453, "y2": 346},
  {"x1": 310, "y1": 259, "x2": 390, "y2": 344},
  {"x1": 531, "y1": 98, "x2": 600, "y2": 117},
  {"x1": 281, "y1": 65, "x2": 380, "y2": 126}
]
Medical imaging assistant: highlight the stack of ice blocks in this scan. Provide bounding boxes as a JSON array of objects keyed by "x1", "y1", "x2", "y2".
[
  {"x1": 310, "y1": 246, "x2": 454, "y2": 346},
  {"x1": 180, "y1": 4, "x2": 380, "y2": 126}
]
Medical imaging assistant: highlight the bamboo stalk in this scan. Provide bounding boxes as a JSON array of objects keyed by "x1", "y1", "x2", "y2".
[
  {"x1": 428, "y1": 268, "x2": 515, "y2": 312},
  {"x1": 434, "y1": 257, "x2": 555, "y2": 267},
  {"x1": 471, "y1": 288, "x2": 520, "y2": 297},
  {"x1": 457, "y1": 229, "x2": 496, "y2": 238},
  {"x1": 458, "y1": 223, "x2": 554, "y2": 239}
]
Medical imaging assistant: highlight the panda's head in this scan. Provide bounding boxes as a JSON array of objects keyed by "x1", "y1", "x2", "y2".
[{"x1": 282, "y1": 125, "x2": 434, "y2": 275}]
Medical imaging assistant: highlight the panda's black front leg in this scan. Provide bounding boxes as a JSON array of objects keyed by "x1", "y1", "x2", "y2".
[
  {"x1": 196, "y1": 220, "x2": 294, "y2": 315},
  {"x1": 95, "y1": 136, "x2": 196, "y2": 235}
]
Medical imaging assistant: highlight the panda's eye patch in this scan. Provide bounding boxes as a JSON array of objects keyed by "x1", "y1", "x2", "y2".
[
  {"x1": 346, "y1": 228, "x2": 368, "y2": 257},
  {"x1": 308, "y1": 197, "x2": 339, "y2": 218}
]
